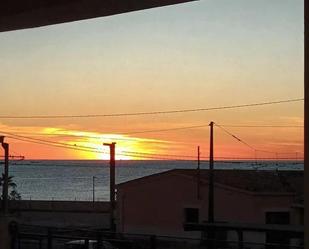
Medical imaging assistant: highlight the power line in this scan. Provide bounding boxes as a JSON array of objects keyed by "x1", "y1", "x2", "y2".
[
  {"x1": 2, "y1": 130, "x2": 303, "y2": 161},
  {"x1": 6, "y1": 136, "x2": 104, "y2": 154},
  {"x1": 1, "y1": 119, "x2": 304, "y2": 143},
  {"x1": 219, "y1": 125, "x2": 304, "y2": 128},
  {"x1": 3, "y1": 134, "x2": 304, "y2": 161},
  {"x1": 118, "y1": 152, "x2": 193, "y2": 161},
  {"x1": 211, "y1": 157, "x2": 303, "y2": 160},
  {"x1": 6, "y1": 131, "x2": 199, "y2": 159},
  {"x1": 0, "y1": 131, "x2": 150, "y2": 142},
  {"x1": 3, "y1": 132, "x2": 196, "y2": 160},
  {"x1": 214, "y1": 123, "x2": 300, "y2": 156},
  {"x1": 124, "y1": 124, "x2": 210, "y2": 135},
  {"x1": 121, "y1": 150, "x2": 197, "y2": 159},
  {"x1": 1, "y1": 131, "x2": 101, "y2": 151},
  {"x1": 0, "y1": 130, "x2": 192, "y2": 152},
  {"x1": 0, "y1": 98, "x2": 303, "y2": 119},
  {"x1": 0, "y1": 124, "x2": 302, "y2": 142},
  {"x1": 0, "y1": 122, "x2": 303, "y2": 143},
  {"x1": 214, "y1": 123, "x2": 256, "y2": 150}
]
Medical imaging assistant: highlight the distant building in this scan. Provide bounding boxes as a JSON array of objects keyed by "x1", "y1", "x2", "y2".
[{"x1": 116, "y1": 169, "x2": 303, "y2": 247}]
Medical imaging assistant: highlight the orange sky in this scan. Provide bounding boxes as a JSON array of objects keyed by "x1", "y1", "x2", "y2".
[
  {"x1": 0, "y1": 110, "x2": 304, "y2": 160},
  {"x1": 0, "y1": 0, "x2": 304, "y2": 160}
]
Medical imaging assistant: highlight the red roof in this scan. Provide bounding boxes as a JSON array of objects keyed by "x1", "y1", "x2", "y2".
[{"x1": 117, "y1": 169, "x2": 303, "y2": 194}]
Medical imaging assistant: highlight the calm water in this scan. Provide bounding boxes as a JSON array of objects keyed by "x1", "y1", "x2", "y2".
[{"x1": 0, "y1": 160, "x2": 303, "y2": 201}]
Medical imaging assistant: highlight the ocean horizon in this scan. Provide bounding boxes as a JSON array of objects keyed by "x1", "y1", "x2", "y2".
[{"x1": 1, "y1": 160, "x2": 304, "y2": 201}]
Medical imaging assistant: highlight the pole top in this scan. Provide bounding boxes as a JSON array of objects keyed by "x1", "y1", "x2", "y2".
[
  {"x1": 0, "y1": 136, "x2": 8, "y2": 149},
  {"x1": 103, "y1": 142, "x2": 116, "y2": 146},
  {"x1": 209, "y1": 121, "x2": 214, "y2": 126}
]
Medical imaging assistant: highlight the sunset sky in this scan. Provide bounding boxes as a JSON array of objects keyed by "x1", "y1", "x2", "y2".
[{"x1": 0, "y1": 0, "x2": 304, "y2": 160}]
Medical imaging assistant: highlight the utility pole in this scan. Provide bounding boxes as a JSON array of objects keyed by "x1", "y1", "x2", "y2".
[
  {"x1": 0, "y1": 136, "x2": 9, "y2": 215},
  {"x1": 103, "y1": 142, "x2": 116, "y2": 232},
  {"x1": 197, "y1": 146, "x2": 201, "y2": 200},
  {"x1": 208, "y1": 122, "x2": 215, "y2": 248},
  {"x1": 208, "y1": 122, "x2": 214, "y2": 223}
]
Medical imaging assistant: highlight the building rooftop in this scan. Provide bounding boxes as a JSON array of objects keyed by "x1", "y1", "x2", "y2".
[{"x1": 117, "y1": 169, "x2": 303, "y2": 195}]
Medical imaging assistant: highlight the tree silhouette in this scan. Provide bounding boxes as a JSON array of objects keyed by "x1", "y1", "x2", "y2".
[{"x1": 0, "y1": 174, "x2": 21, "y2": 200}]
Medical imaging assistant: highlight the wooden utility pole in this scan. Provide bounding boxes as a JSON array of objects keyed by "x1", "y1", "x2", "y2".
[
  {"x1": 0, "y1": 136, "x2": 9, "y2": 215},
  {"x1": 208, "y1": 122, "x2": 214, "y2": 223},
  {"x1": 197, "y1": 146, "x2": 201, "y2": 200},
  {"x1": 208, "y1": 122, "x2": 215, "y2": 248},
  {"x1": 103, "y1": 142, "x2": 116, "y2": 232}
]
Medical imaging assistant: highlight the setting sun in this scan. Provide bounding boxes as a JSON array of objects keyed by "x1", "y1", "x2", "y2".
[{"x1": 0, "y1": 124, "x2": 172, "y2": 160}]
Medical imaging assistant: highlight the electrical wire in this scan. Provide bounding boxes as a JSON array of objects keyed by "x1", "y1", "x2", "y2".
[
  {"x1": 0, "y1": 98, "x2": 303, "y2": 119},
  {"x1": 1, "y1": 122, "x2": 303, "y2": 140},
  {"x1": 218, "y1": 125, "x2": 304, "y2": 128},
  {"x1": 123, "y1": 124, "x2": 210, "y2": 135},
  {"x1": 214, "y1": 123, "x2": 256, "y2": 150},
  {"x1": 118, "y1": 152, "x2": 193, "y2": 161},
  {"x1": 0, "y1": 131, "x2": 151, "y2": 142},
  {"x1": 3, "y1": 132, "x2": 102, "y2": 151},
  {"x1": 4, "y1": 132, "x2": 197, "y2": 160},
  {"x1": 214, "y1": 123, "x2": 301, "y2": 157},
  {"x1": 6, "y1": 136, "x2": 104, "y2": 154},
  {"x1": 2, "y1": 128, "x2": 303, "y2": 161},
  {"x1": 121, "y1": 150, "x2": 196, "y2": 158},
  {"x1": 211, "y1": 157, "x2": 303, "y2": 160}
]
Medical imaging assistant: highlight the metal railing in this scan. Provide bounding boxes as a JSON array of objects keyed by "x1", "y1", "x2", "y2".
[{"x1": 9, "y1": 224, "x2": 304, "y2": 249}]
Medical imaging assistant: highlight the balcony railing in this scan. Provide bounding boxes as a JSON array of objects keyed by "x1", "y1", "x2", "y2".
[{"x1": 9, "y1": 223, "x2": 304, "y2": 249}]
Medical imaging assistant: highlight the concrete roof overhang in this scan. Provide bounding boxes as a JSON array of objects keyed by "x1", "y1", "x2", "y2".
[{"x1": 0, "y1": 0, "x2": 196, "y2": 32}]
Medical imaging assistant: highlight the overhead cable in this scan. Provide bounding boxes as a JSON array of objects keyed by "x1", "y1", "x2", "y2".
[
  {"x1": 0, "y1": 98, "x2": 303, "y2": 119},
  {"x1": 214, "y1": 123, "x2": 300, "y2": 156}
]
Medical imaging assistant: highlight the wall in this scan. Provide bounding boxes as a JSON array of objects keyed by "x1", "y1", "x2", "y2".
[
  {"x1": 116, "y1": 172, "x2": 298, "y2": 242},
  {"x1": 6, "y1": 200, "x2": 110, "y2": 228}
]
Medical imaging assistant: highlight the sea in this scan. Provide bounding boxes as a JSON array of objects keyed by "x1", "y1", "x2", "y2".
[{"x1": 0, "y1": 160, "x2": 304, "y2": 201}]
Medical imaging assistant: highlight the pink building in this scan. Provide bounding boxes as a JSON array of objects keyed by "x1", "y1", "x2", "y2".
[{"x1": 116, "y1": 169, "x2": 303, "y2": 247}]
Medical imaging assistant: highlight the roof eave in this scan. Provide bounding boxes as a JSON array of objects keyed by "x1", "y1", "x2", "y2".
[{"x1": 0, "y1": 0, "x2": 196, "y2": 32}]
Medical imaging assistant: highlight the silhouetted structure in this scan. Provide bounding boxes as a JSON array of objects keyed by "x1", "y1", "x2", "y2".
[
  {"x1": 103, "y1": 142, "x2": 116, "y2": 232},
  {"x1": 0, "y1": 0, "x2": 196, "y2": 32},
  {"x1": 0, "y1": 137, "x2": 9, "y2": 215},
  {"x1": 116, "y1": 169, "x2": 304, "y2": 247}
]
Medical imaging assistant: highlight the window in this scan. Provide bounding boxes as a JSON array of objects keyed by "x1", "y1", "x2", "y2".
[
  {"x1": 184, "y1": 208, "x2": 199, "y2": 223},
  {"x1": 266, "y1": 212, "x2": 290, "y2": 225}
]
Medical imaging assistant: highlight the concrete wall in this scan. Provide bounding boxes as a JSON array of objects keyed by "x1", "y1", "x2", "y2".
[
  {"x1": 0, "y1": 216, "x2": 16, "y2": 249},
  {"x1": 116, "y1": 172, "x2": 299, "y2": 241},
  {"x1": 6, "y1": 200, "x2": 111, "y2": 228}
]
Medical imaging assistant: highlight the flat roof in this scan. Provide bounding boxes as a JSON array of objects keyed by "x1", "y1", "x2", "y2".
[{"x1": 117, "y1": 169, "x2": 304, "y2": 194}]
